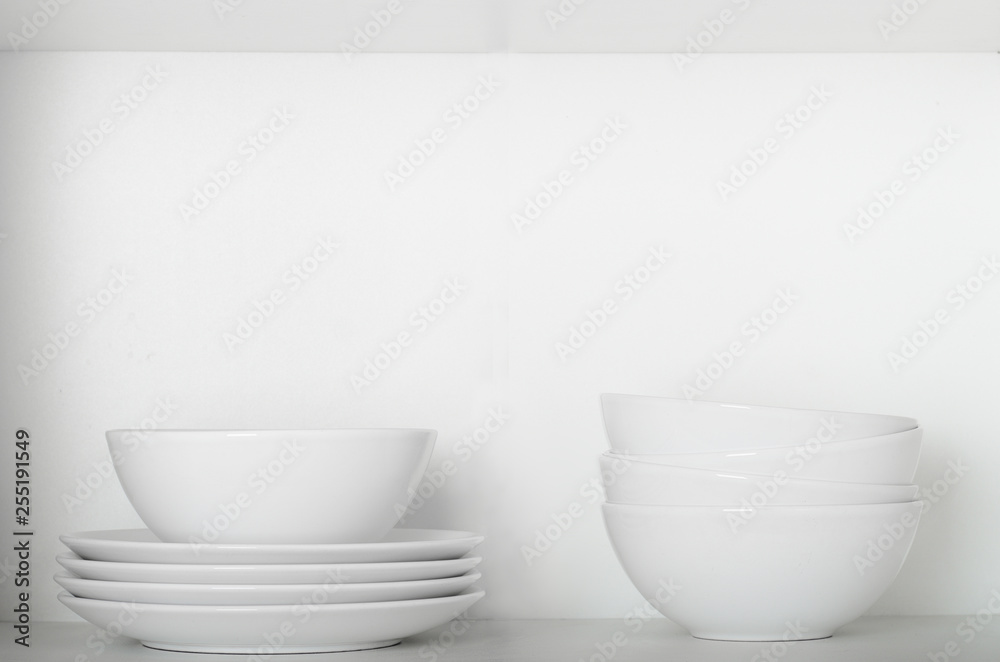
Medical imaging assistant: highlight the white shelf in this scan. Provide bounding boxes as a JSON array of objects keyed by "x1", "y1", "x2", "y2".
[
  {"x1": 1, "y1": 0, "x2": 998, "y2": 53},
  {"x1": 3, "y1": 617, "x2": 1000, "y2": 661}
]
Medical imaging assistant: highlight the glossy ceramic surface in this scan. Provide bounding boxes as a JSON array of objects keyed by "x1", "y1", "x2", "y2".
[
  {"x1": 599, "y1": 453, "x2": 919, "y2": 506},
  {"x1": 58, "y1": 589, "x2": 485, "y2": 653},
  {"x1": 60, "y1": 528, "x2": 483, "y2": 564},
  {"x1": 54, "y1": 570, "x2": 481, "y2": 606},
  {"x1": 106, "y1": 428, "x2": 436, "y2": 544},
  {"x1": 56, "y1": 553, "x2": 482, "y2": 584},
  {"x1": 601, "y1": 394, "x2": 917, "y2": 454},
  {"x1": 602, "y1": 501, "x2": 922, "y2": 641},
  {"x1": 609, "y1": 428, "x2": 922, "y2": 484}
]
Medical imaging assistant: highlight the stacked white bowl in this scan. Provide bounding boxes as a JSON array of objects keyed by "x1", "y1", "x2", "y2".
[
  {"x1": 599, "y1": 394, "x2": 923, "y2": 642},
  {"x1": 56, "y1": 429, "x2": 485, "y2": 654}
]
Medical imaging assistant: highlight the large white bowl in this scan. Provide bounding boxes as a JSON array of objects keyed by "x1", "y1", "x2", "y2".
[
  {"x1": 599, "y1": 454, "x2": 919, "y2": 506},
  {"x1": 106, "y1": 429, "x2": 435, "y2": 544},
  {"x1": 602, "y1": 501, "x2": 922, "y2": 641},
  {"x1": 601, "y1": 393, "x2": 917, "y2": 454},
  {"x1": 609, "y1": 427, "x2": 922, "y2": 485}
]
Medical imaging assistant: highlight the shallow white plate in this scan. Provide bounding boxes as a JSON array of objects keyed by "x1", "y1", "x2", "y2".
[
  {"x1": 54, "y1": 570, "x2": 481, "y2": 605},
  {"x1": 56, "y1": 553, "x2": 482, "y2": 584},
  {"x1": 58, "y1": 589, "x2": 485, "y2": 653},
  {"x1": 60, "y1": 528, "x2": 484, "y2": 564}
]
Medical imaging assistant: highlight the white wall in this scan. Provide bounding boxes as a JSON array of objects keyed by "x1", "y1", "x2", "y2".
[
  {"x1": 3, "y1": 0, "x2": 999, "y2": 53},
  {"x1": 0, "y1": 51, "x2": 998, "y2": 621}
]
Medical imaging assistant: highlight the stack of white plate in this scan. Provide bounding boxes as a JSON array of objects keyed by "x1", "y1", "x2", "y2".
[
  {"x1": 56, "y1": 528, "x2": 484, "y2": 654},
  {"x1": 598, "y1": 394, "x2": 923, "y2": 642},
  {"x1": 56, "y1": 429, "x2": 485, "y2": 654}
]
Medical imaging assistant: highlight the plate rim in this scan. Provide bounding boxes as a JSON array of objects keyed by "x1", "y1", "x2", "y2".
[
  {"x1": 57, "y1": 588, "x2": 486, "y2": 613},
  {"x1": 53, "y1": 569, "x2": 482, "y2": 593},
  {"x1": 59, "y1": 528, "x2": 486, "y2": 564},
  {"x1": 56, "y1": 551, "x2": 484, "y2": 572},
  {"x1": 60, "y1": 527, "x2": 485, "y2": 550}
]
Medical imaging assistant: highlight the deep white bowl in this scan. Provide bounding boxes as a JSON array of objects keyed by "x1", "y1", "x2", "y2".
[
  {"x1": 609, "y1": 428, "x2": 922, "y2": 484},
  {"x1": 601, "y1": 393, "x2": 917, "y2": 454},
  {"x1": 602, "y1": 501, "x2": 922, "y2": 641},
  {"x1": 106, "y1": 429, "x2": 435, "y2": 544},
  {"x1": 599, "y1": 453, "x2": 919, "y2": 506}
]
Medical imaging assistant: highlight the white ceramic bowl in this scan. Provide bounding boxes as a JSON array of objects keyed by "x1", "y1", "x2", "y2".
[
  {"x1": 610, "y1": 427, "x2": 922, "y2": 485},
  {"x1": 599, "y1": 454, "x2": 919, "y2": 506},
  {"x1": 106, "y1": 429, "x2": 435, "y2": 544},
  {"x1": 603, "y1": 501, "x2": 922, "y2": 641},
  {"x1": 602, "y1": 393, "x2": 917, "y2": 454}
]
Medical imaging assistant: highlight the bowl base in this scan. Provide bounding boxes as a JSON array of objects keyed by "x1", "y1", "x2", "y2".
[
  {"x1": 142, "y1": 639, "x2": 402, "y2": 654},
  {"x1": 690, "y1": 632, "x2": 834, "y2": 642}
]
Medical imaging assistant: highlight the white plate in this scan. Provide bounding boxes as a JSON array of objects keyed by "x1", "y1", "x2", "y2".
[
  {"x1": 54, "y1": 570, "x2": 481, "y2": 605},
  {"x1": 58, "y1": 589, "x2": 485, "y2": 654},
  {"x1": 56, "y1": 553, "x2": 482, "y2": 584},
  {"x1": 60, "y1": 528, "x2": 484, "y2": 564}
]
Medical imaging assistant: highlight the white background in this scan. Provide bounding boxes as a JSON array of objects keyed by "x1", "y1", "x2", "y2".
[
  {"x1": 1, "y1": 0, "x2": 999, "y2": 52},
  {"x1": 0, "y1": 12, "x2": 998, "y2": 625}
]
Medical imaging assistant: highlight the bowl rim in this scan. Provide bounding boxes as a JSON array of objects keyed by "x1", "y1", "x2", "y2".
[
  {"x1": 602, "y1": 499, "x2": 924, "y2": 513},
  {"x1": 597, "y1": 452, "x2": 918, "y2": 489},
  {"x1": 601, "y1": 424, "x2": 923, "y2": 458},
  {"x1": 600, "y1": 392, "x2": 918, "y2": 426},
  {"x1": 106, "y1": 428, "x2": 437, "y2": 435}
]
